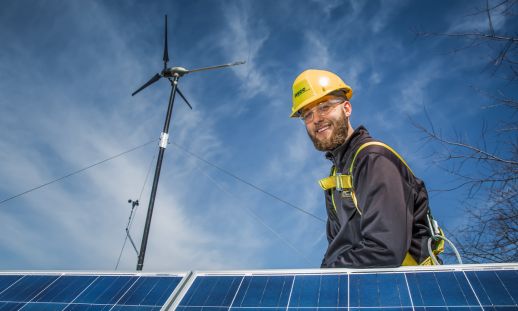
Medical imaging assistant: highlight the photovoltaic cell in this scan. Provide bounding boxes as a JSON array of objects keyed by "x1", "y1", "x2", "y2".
[
  {"x1": 350, "y1": 273, "x2": 411, "y2": 308},
  {"x1": 406, "y1": 271, "x2": 482, "y2": 310},
  {"x1": 289, "y1": 274, "x2": 347, "y2": 309},
  {"x1": 0, "y1": 275, "x2": 60, "y2": 302},
  {"x1": 466, "y1": 270, "x2": 518, "y2": 309},
  {"x1": 176, "y1": 268, "x2": 518, "y2": 311},
  {"x1": 0, "y1": 275, "x2": 22, "y2": 294},
  {"x1": 234, "y1": 275, "x2": 292, "y2": 308},
  {"x1": 0, "y1": 303, "x2": 25, "y2": 311},
  {"x1": 32, "y1": 275, "x2": 98, "y2": 303},
  {"x1": 117, "y1": 276, "x2": 182, "y2": 306},
  {"x1": 0, "y1": 273, "x2": 183, "y2": 310},
  {"x1": 73, "y1": 275, "x2": 137, "y2": 304},
  {"x1": 177, "y1": 275, "x2": 242, "y2": 310}
]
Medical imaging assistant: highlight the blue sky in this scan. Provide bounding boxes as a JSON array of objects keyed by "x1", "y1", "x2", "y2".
[{"x1": 0, "y1": 0, "x2": 515, "y2": 271}]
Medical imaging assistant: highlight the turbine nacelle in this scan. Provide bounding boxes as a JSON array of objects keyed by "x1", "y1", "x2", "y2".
[{"x1": 162, "y1": 67, "x2": 189, "y2": 77}]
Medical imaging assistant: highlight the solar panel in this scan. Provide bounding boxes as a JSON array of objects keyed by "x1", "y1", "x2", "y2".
[
  {"x1": 0, "y1": 265, "x2": 516, "y2": 310},
  {"x1": 0, "y1": 272, "x2": 184, "y2": 310},
  {"x1": 173, "y1": 265, "x2": 518, "y2": 311}
]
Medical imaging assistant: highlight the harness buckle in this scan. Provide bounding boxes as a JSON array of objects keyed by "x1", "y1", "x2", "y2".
[
  {"x1": 341, "y1": 191, "x2": 352, "y2": 198},
  {"x1": 335, "y1": 173, "x2": 343, "y2": 192},
  {"x1": 427, "y1": 214, "x2": 441, "y2": 240}
]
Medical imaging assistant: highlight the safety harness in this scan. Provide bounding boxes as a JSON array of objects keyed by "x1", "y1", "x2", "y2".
[{"x1": 318, "y1": 141, "x2": 445, "y2": 266}]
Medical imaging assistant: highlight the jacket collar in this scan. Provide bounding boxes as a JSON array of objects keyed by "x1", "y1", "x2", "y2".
[{"x1": 325, "y1": 125, "x2": 371, "y2": 168}]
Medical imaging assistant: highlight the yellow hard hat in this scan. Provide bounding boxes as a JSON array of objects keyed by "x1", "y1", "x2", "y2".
[{"x1": 290, "y1": 69, "x2": 353, "y2": 118}]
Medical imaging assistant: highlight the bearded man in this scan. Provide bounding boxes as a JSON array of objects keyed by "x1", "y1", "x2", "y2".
[{"x1": 291, "y1": 69, "x2": 442, "y2": 268}]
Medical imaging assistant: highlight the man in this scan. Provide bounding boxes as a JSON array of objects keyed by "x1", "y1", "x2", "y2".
[{"x1": 291, "y1": 69, "x2": 441, "y2": 268}]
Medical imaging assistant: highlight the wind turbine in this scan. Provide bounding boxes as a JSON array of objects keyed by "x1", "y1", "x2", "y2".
[{"x1": 132, "y1": 15, "x2": 245, "y2": 271}]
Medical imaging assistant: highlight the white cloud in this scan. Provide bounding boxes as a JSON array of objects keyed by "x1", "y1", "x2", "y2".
[
  {"x1": 394, "y1": 61, "x2": 441, "y2": 115},
  {"x1": 219, "y1": 2, "x2": 271, "y2": 101},
  {"x1": 371, "y1": 0, "x2": 409, "y2": 33},
  {"x1": 369, "y1": 71, "x2": 382, "y2": 85},
  {"x1": 301, "y1": 31, "x2": 332, "y2": 69},
  {"x1": 309, "y1": 0, "x2": 343, "y2": 17}
]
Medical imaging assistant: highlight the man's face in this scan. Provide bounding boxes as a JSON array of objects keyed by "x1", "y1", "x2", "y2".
[{"x1": 303, "y1": 97, "x2": 350, "y2": 151}]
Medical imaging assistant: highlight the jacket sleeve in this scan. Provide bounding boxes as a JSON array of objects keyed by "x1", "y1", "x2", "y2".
[{"x1": 327, "y1": 151, "x2": 414, "y2": 268}]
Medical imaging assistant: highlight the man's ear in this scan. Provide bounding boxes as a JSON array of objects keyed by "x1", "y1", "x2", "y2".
[{"x1": 343, "y1": 101, "x2": 352, "y2": 117}]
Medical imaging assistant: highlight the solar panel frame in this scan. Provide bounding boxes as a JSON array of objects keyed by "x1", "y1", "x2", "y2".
[
  {"x1": 0, "y1": 271, "x2": 188, "y2": 311},
  {"x1": 0, "y1": 263, "x2": 516, "y2": 311},
  {"x1": 169, "y1": 263, "x2": 518, "y2": 311}
]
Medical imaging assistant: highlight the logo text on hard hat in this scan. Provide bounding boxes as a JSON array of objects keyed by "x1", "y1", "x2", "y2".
[
  {"x1": 294, "y1": 87, "x2": 307, "y2": 98},
  {"x1": 292, "y1": 79, "x2": 315, "y2": 110}
]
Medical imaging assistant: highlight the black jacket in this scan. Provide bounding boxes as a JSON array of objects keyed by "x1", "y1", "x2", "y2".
[{"x1": 321, "y1": 126, "x2": 432, "y2": 268}]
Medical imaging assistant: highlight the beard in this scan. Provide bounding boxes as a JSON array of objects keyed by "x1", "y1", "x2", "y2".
[{"x1": 307, "y1": 111, "x2": 349, "y2": 151}]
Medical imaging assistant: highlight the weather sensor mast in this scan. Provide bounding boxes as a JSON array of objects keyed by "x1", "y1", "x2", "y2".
[{"x1": 132, "y1": 15, "x2": 245, "y2": 271}]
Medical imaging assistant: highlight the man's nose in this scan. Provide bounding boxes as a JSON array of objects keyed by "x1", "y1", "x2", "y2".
[{"x1": 312, "y1": 111, "x2": 324, "y2": 123}]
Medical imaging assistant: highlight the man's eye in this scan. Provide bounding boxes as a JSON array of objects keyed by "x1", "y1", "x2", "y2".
[
  {"x1": 320, "y1": 104, "x2": 331, "y2": 112},
  {"x1": 303, "y1": 111, "x2": 313, "y2": 119}
]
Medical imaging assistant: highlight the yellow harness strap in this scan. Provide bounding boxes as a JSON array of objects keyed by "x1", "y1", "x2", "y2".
[
  {"x1": 318, "y1": 141, "x2": 444, "y2": 266},
  {"x1": 350, "y1": 142, "x2": 414, "y2": 175},
  {"x1": 319, "y1": 142, "x2": 413, "y2": 191},
  {"x1": 402, "y1": 253, "x2": 419, "y2": 266},
  {"x1": 319, "y1": 174, "x2": 353, "y2": 190}
]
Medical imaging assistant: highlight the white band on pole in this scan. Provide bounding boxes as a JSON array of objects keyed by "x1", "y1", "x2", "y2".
[{"x1": 159, "y1": 132, "x2": 169, "y2": 148}]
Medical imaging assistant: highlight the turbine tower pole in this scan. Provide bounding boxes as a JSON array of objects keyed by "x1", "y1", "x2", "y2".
[{"x1": 136, "y1": 74, "x2": 179, "y2": 271}]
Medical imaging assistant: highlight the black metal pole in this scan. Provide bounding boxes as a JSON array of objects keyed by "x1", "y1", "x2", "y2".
[{"x1": 136, "y1": 74, "x2": 179, "y2": 271}]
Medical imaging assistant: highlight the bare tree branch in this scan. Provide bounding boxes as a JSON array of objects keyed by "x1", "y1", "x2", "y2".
[
  {"x1": 417, "y1": 122, "x2": 518, "y2": 165},
  {"x1": 415, "y1": 0, "x2": 518, "y2": 264},
  {"x1": 487, "y1": 0, "x2": 496, "y2": 36},
  {"x1": 416, "y1": 31, "x2": 518, "y2": 43}
]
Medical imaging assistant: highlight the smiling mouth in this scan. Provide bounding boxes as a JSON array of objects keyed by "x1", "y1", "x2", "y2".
[{"x1": 316, "y1": 124, "x2": 331, "y2": 134}]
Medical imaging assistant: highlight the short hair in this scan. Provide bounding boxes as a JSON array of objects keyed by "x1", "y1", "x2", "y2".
[{"x1": 329, "y1": 90, "x2": 348, "y2": 100}]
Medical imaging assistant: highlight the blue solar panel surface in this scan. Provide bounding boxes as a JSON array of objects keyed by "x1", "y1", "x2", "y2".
[
  {"x1": 0, "y1": 273, "x2": 182, "y2": 310},
  {"x1": 176, "y1": 269, "x2": 518, "y2": 311},
  {"x1": 0, "y1": 266, "x2": 515, "y2": 311}
]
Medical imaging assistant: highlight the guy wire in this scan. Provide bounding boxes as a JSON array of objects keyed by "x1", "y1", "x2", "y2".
[
  {"x1": 179, "y1": 153, "x2": 314, "y2": 266},
  {"x1": 1, "y1": 138, "x2": 324, "y2": 225},
  {"x1": 0, "y1": 140, "x2": 157, "y2": 207},
  {"x1": 172, "y1": 142, "x2": 326, "y2": 223},
  {"x1": 115, "y1": 147, "x2": 158, "y2": 270}
]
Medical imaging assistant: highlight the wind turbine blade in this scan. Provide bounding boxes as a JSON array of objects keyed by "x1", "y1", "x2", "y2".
[
  {"x1": 131, "y1": 73, "x2": 161, "y2": 96},
  {"x1": 163, "y1": 15, "x2": 169, "y2": 70},
  {"x1": 187, "y1": 61, "x2": 246, "y2": 74},
  {"x1": 177, "y1": 87, "x2": 193, "y2": 109}
]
